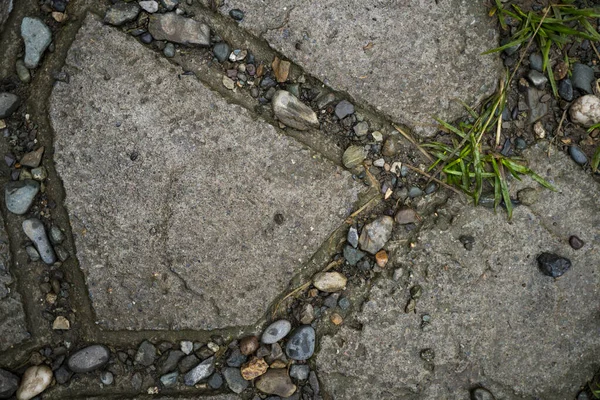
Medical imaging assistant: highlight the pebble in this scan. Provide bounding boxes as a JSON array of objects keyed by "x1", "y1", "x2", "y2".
[
  {"x1": 338, "y1": 297, "x2": 350, "y2": 310},
  {"x1": 160, "y1": 371, "x2": 178, "y2": 387},
  {"x1": 135, "y1": 340, "x2": 157, "y2": 366},
  {"x1": 394, "y1": 207, "x2": 417, "y2": 225},
  {"x1": 226, "y1": 347, "x2": 247, "y2": 367},
  {"x1": 262, "y1": 320, "x2": 292, "y2": 344},
  {"x1": 52, "y1": 316, "x2": 70, "y2": 330},
  {"x1": 285, "y1": 325, "x2": 315, "y2": 360},
  {"x1": 375, "y1": 250, "x2": 388, "y2": 267},
  {"x1": 0, "y1": 368, "x2": 19, "y2": 398},
  {"x1": 572, "y1": 63, "x2": 595, "y2": 93},
  {"x1": 241, "y1": 357, "x2": 268, "y2": 380},
  {"x1": 317, "y1": 92, "x2": 336, "y2": 109},
  {"x1": 0, "y1": 93, "x2": 20, "y2": 119},
  {"x1": 26, "y1": 246, "x2": 39, "y2": 261},
  {"x1": 353, "y1": 121, "x2": 369, "y2": 136},
  {"x1": 20, "y1": 18, "x2": 52, "y2": 69},
  {"x1": 420, "y1": 348, "x2": 435, "y2": 362},
  {"x1": 131, "y1": 372, "x2": 142, "y2": 390},
  {"x1": 148, "y1": 12, "x2": 210, "y2": 46},
  {"x1": 289, "y1": 365, "x2": 310, "y2": 381},
  {"x1": 425, "y1": 182, "x2": 438, "y2": 195},
  {"x1": 139, "y1": 0, "x2": 158, "y2": 12},
  {"x1": 382, "y1": 136, "x2": 400, "y2": 156},
  {"x1": 537, "y1": 252, "x2": 571, "y2": 278},
  {"x1": 359, "y1": 216, "x2": 393, "y2": 254},
  {"x1": 140, "y1": 32, "x2": 153, "y2": 44},
  {"x1": 569, "y1": 235, "x2": 584, "y2": 250},
  {"x1": 373, "y1": 158, "x2": 385, "y2": 168},
  {"x1": 229, "y1": 9, "x2": 244, "y2": 21},
  {"x1": 347, "y1": 226, "x2": 359, "y2": 248},
  {"x1": 183, "y1": 356, "x2": 215, "y2": 386},
  {"x1": 239, "y1": 336, "x2": 259, "y2": 355},
  {"x1": 104, "y1": 2, "x2": 140, "y2": 26},
  {"x1": 222, "y1": 75, "x2": 235, "y2": 90},
  {"x1": 15, "y1": 60, "x2": 31, "y2": 84},
  {"x1": 20, "y1": 147, "x2": 44, "y2": 168},
  {"x1": 255, "y1": 369, "x2": 296, "y2": 397},
  {"x1": 569, "y1": 145, "x2": 588, "y2": 165},
  {"x1": 570, "y1": 94, "x2": 600, "y2": 127},
  {"x1": 67, "y1": 345, "x2": 110, "y2": 373},
  {"x1": 260, "y1": 76, "x2": 276, "y2": 89},
  {"x1": 529, "y1": 53, "x2": 543, "y2": 72},
  {"x1": 179, "y1": 354, "x2": 199, "y2": 373},
  {"x1": 525, "y1": 87, "x2": 548, "y2": 124},
  {"x1": 223, "y1": 367, "x2": 248, "y2": 394},
  {"x1": 100, "y1": 371, "x2": 114, "y2": 385},
  {"x1": 5, "y1": 180, "x2": 40, "y2": 215},
  {"x1": 31, "y1": 167, "x2": 47, "y2": 181},
  {"x1": 161, "y1": 0, "x2": 179, "y2": 11},
  {"x1": 471, "y1": 387, "x2": 496, "y2": 400},
  {"x1": 527, "y1": 70, "x2": 547, "y2": 89},
  {"x1": 342, "y1": 145, "x2": 366, "y2": 169},
  {"x1": 213, "y1": 42, "x2": 230, "y2": 63},
  {"x1": 300, "y1": 303, "x2": 314, "y2": 324},
  {"x1": 515, "y1": 137, "x2": 527, "y2": 150},
  {"x1": 408, "y1": 186, "x2": 423, "y2": 198},
  {"x1": 207, "y1": 372, "x2": 223, "y2": 389},
  {"x1": 272, "y1": 57, "x2": 291, "y2": 82},
  {"x1": 22, "y1": 218, "x2": 56, "y2": 264},
  {"x1": 229, "y1": 49, "x2": 247, "y2": 62},
  {"x1": 15, "y1": 365, "x2": 52, "y2": 400},
  {"x1": 343, "y1": 244, "x2": 365, "y2": 266},
  {"x1": 517, "y1": 187, "x2": 539, "y2": 206},
  {"x1": 312, "y1": 272, "x2": 347, "y2": 292},
  {"x1": 558, "y1": 79, "x2": 573, "y2": 101},
  {"x1": 272, "y1": 90, "x2": 319, "y2": 131},
  {"x1": 330, "y1": 313, "x2": 343, "y2": 325},
  {"x1": 335, "y1": 100, "x2": 354, "y2": 119},
  {"x1": 180, "y1": 340, "x2": 193, "y2": 355},
  {"x1": 163, "y1": 42, "x2": 175, "y2": 58}
]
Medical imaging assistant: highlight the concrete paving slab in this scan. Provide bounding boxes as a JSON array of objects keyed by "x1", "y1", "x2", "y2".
[
  {"x1": 0, "y1": 0, "x2": 12, "y2": 34},
  {"x1": 317, "y1": 144, "x2": 600, "y2": 399},
  {"x1": 217, "y1": 0, "x2": 501, "y2": 137},
  {"x1": 50, "y1": 15, "x2": 362, "y2": 331}
]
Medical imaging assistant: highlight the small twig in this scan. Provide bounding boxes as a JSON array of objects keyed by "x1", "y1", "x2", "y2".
[
  {"x1": 549, "y1": 108, "x2": 568, "y2": 157},
  {"x1": 402, "y1": 163, "x2": 464, "y2": 196},
  {"x1": 392, "y1": 124, "x2": 433, "y2": 162},
  {"x1": 591, "y1": 41, "x2": 600, "y2": 64},
  {"x1": 347, "y1": 196, "x2": 379, "y2": 221}
]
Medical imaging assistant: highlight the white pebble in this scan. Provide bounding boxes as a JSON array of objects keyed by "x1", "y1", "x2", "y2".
[{"x1": 16, "y1": 365, "x2": 52, "y2": 400}]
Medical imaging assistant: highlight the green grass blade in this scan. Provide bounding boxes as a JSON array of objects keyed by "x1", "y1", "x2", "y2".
[
  {"x1": 592, "y1": 145, "x2": 600, "y2": 172},
  {"x1": 434, "y1": 117, "x2": 466, "y2": 138}
]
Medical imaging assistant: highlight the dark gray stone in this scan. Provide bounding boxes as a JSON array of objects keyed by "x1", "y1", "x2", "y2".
[
  {"x1": 5, "y1": 180, "x2": 39, "y2": 215},
  {"x1": 471, "y1": 387, "x2": 496, "y2": 400},
  {"x1": 335, "y1": 100, "x2": 354, "y2": 119},
  {"x1": 222, "y1": 367, "x2": 248, "y2": 394},
  {"x1": 525, "y1": 87, "x2": 549, "y2": 124},
  {"x1": 178, "y1": 354, "x2": 199, "y2": 373},
  {"x1": 135, "y1": 340, "x2": 157, "y2": 366},
  {"x1": 148, "y1": 12, "x2": 210, "y2": 46},
  {"x1": 160, "y1": 371, "x2": 178, "y2": 387},
  {"x1": 527, "y1": 70, "x2": 547, "y2": 89},
  {"x1": 358, "y1": 216, "x2": 394, "y2": 255},
  {"x1": 537, "y1": 252, "x2": 571, "y2": 278},
  {"x1": 22, "y1": 218, "x2": 56, "y2": 264},
  {"x1": 15, "y1": 60, "x2": 31, "y2": 83},
  {"x1": 183, "y1": 356, "x2": 214, "y2": 386},
  {"x1": 67, "y1": 345, "x2": 110, "y2": 373},
  {"x1": 569, "y1": 145, "x2": 588, "y2": 165},
  {"x1": 285, "y1": 325, "x2": 315, "y2": 360},
  {"x1": 229, "y1": 9, "x2": 244, "y2": 21},
  {"x1": 226, "y1": 348, "x2": 247, "y2": 367},
  {"x1": 558, "y1": 79, "x2": 573, "y2": 101},
  {"x1": 207, "y1": 372, "x2": 223, "y2": 389},
  {"x1": 20, "y1": 18, "x2": 52, "y2": 69},
  {"x1": 161, "y1": 0, "x2": 179, "y2": 11},
  {"x1": 0, "y1": 368, "x2": 18, "y2": 398},
  {"x1": 104, "y1": 2, "x2": 140, "y2": 26},
  {"x1": 213, "y1": 42, "x2": 230, "y2": 62},
  {"x1": 529, "y1": 53, "x2": 543, "y2": 72},
  {"x1": 289, "y1": 364, "x2": 309, "y2": 380},
  {"x1": 163, "y1": 42, "x2": 175, "y2": 58},
  {"x1": 159, "y1": 350, "x2": 184, "y2": 374},
  {"x1": 54, "y1": 366, "x2": 72, "y2": 384},
  {"x1": 0, "y1": 92, "x2": 19, "y2": 119},
  {"x1": 408, "y1": 186, "x2": 423, "y2": 198},
  {"x1": 572, "y1": 63, "x2": 595, "y2": 94},
  {"x1": 261, "y1": 320, "x2": 292, "y2": 344},
  {"x1": 343, "y1": 244, "x2": 365, "y2": 266}
]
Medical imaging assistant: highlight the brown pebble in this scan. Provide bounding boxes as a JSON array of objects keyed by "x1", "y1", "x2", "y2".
[
  {"x1": 239, "y1": 335, "x2": 259, "y2": 356},
  {"x1": 395, "y1": 207, "x2": 417, "y2": 225},
  {"x1": 272, "y1": 56, "x2": 291, "y2": 83},
  {"x1": 330, "y1": 313, "x2": 343, "y2": 325},
  {"x1": 241, "y1": 357, "x2": 269, "y2": 380},
  {"x1": 270, "y1": 359, "x2": 287, "y2": 369},
  {"x1": 569, "y1": 235, "x2": 584, "y2": 250},
  {"x1": 375, "y1": 250, "x2": 388, "y2": 268},
  {"x1": 20, "y1": 147, "x2": 45, "y2": 168},
  {"x1": 382, "y1": 137, "x2": 400, "y2": 157}
]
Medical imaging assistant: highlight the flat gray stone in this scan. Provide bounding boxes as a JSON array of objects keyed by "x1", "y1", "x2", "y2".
[
  {"x1": 0, "y1": 92, "x2": 20, "y2": 119},
  {"x1": 148, "y1": 12, "x2": 210, "y2": 46},
  {"x1": 22, "y1": 218, "x2": 56, "y2": 265},
  {"x1": 67, "y1": 344, "x2": 110, "y2": 373},
  {"x1": 5, "y1": 180, "x2": 40, "y2": 215},
  {"x1": 317, "y1": 144, "x2": 600, "y2": 399},
  {"x1": 104, "y1": 2, "x2": 140, "y2": 26},
  {"x1": 0, "y1": 212, "x2": 28, "y2": 351},
  {"x1": 50, "y1": 15, "x2": 361, "y2": 330},
  {"x1": 21, "y1": 17, "x2": 52, "y2": 69},
  {"x1": 220, "y1": 0, "x2": 500, "y2": 137},
  {"x1": 183, "y1": 357, "x2": 215, "y2": 386}
]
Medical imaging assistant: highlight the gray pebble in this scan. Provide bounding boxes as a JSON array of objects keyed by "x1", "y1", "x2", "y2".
[
  {"x1": 163, "y1": 42, "x2": 175, "y2": 58},
  {"x1": 408, "y1": 186, "x2": 423, "y2": 198},
  {"x1": 527, "y1": 70, "x2": 547, "y2": 89},
  {"x1": 335, "y1": 100, "x2": 354, "y2": 119},
  {"x1": 222, "y1": 367, "x2": 248, "y2": 394},
  {"x1": 515, "y1": 137, "x2": 527, "y2": 150},
  {"x1": 0, "y1": 92, "x2": 20, "y2": 119},
  {"x1": 338, "y1": 297, "x2": 350, "y2": 310},
  {"x1": 15, "y1": 60, "x2": 31, "y2": 83},
  {"x1": 226, "y1": 347, "x2": 247, "y2": 367},
  {"x1": 131, "y1": 372, "x2": 142, "y2": 390},
  {"x1": 54, "y1": 366, "x2": 72, "y2": 384},
  {"x1": 569, "y1": 145, "x2": 588, "y2": 165},
  {"x1": 25, "y1": 246, "x2": 40, "y2": 261},
  {"x1": 537, "y1": 252, "x2": 571, "y2": 278},
  {"x1": 229, "y1": 9, "x2": 244, "y2": 21},
  {"x1": 343, "y1": 244, "x2": 365, "y2": 266},
  {"x1": 285, "y1": 325, "x2": 315, "y2": 360},
  {"x1": 208, "y1": 372, "x2": 223, "y2": 389},
  {"x1": 5, "y1": 180, "x2": 39, "y2": 215},
  {"x1": 67, "y1": 345, "x2": 110, "y2": 373},
  {"x1": 289, "y1": 364, "x2": 310, "y2": 380},
  {"x1": 0, "y1": 368, "x2": 19, "y2": 398},
  {"x1": 49, "y1": 225, "x2": 65, "y2": 244},
  {"x1": 213, "y1": 42, "x2": 230, "y2": 63},
  {"x1": 572, "y1": 63, "x2": 595, "y2": 94},
  {"x1": 353, "y1": 121, "x2": 369, "y2": 136},
  {"x1": 183, "y1": 356, "x2": 215, "y2": 386},
  {"x1": 160, "y1": 371, "x2": 178, "y2": 387},
  {"x1": 135, "y1": 340, "x2": 157, "y2": 366},
  {"x1": 424, "y1": 182, "x2": 438, "y2": 195},
  {"x1": 21, "y1": 18, "x2": 52, "y2": 69},
  {"x1": 22, "y1": 218, "x2": 56, "y2": 264},
  {"x1": 261, "y1": 319, "x2": 292, "y2": 344},
  {"x1": 100, "y1": 371, "x2": 113, "y2": 385},
  {"x1": 180, "y1": 340, "x2": 193, "y2": 355},
  {"x1": 347, "y1": 226, "x2": 359, "y2": 248},
  {"x1": 139, "y1": 0, "x2": 159, "y2": 13},
  {"x1": 529, "y1": 53, "x2": 543, "y2": 72},
  {"x1": 161, "y1": 0, "x2": 179, "y2": 11},
  {"x1": 104, "y1": 2, "x2": 140, "y2": 26},
  {"x1": 140, "y1": 32, "x2": 153, "y2": 44},
  {"x1": 558, "y1": 79, "x2": 573, "y2": 101},
  {"x1": 471, "y1": 387, "x2": 496, "y2": 400}
]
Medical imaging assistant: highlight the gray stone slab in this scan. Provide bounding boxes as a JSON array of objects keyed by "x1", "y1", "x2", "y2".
[
  {"x1": 0, "y1": 211, "x2": 29, "y2": 351},
  {"x1": 50, "y1": 15, "x2": 361, "y2": 330},
  {"x1": 317, "y1": 144, "x2": 600, "y2": 399},
  {"x1": 218, "y1": 0, "x2": 501, "y2": 137}
]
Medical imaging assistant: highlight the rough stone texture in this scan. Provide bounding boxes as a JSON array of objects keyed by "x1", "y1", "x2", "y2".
[
  {"x1": 0, "y1": 208, "x2": 28, "y2": 351},
  {"x1": 218, "y1": 0, "x2": 500, "y2": 137},
  {"x1": 317, "y1": 144, "x2": 600, "y2": 399},
  {"x1": 50, "y1": 15, "x2": 361, "y2": 330},
  {"x1": 147, "y1": 12, "x2": 210, "y2": 46},
  {"x1": 0, "y1": 0, "x2": 12, "y2": 35}
]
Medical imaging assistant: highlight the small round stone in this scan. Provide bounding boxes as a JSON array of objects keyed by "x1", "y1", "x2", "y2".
[
  {"x1": 289, "y1": 364, "x2": 310, "y2": 380},
  {"x1": 569, "y1": 235, "x2": 584, "y2": 250},
  {"x1": 100, "y1": 371, "x2": 114, "y2": 385},
  {"x1": 67, "y1": 345, "x2": 110, "y2": 373},
  {"x1": 239, "y1": 336, "x2": 259, "y2": 355},
  {"x1": 285, "y1": 325, "x2": 315, "y2": 360},
  {"x1": 569, "y1": 145, "x2": 588, "y2": 165},
  {"x1": 261, "y1": 320, "x2": 292, "y2": 344},
  {"x1": 163, "y1": 43, "x2": 175, "y2": 58},
  {"x1": 312, "y1": 272, "x2": 347, "y2": 292},
  {"x1": 229, "y1": 9, "x2": 244, "y2": 21},
  {"x1": 537, "y1": 252, "x2": 571, "y2": 278},
  {"x1": 213, "y1": 42, "x2": 230, "y2": 63}
]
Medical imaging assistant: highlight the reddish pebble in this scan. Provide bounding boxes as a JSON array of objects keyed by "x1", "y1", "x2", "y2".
[
  {"x1": 239, "y1": 335, "x2": 259, "y2": 355},
  {"x1": 375, "y1": 250, "x2": 388, "y2": 268}
]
